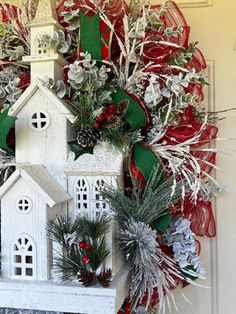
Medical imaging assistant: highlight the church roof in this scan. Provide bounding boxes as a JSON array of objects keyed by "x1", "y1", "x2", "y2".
[
  {"x1": 65, "y1": 143, "x2": 124, "y2": 175},
  {"x1": 29, "y1": 0, "x2": 59, "y2": 27},
  {"x1": 9, "y1": 80, "x2": 76, "y2": 124},
  {"x1": 0, "y1": 165, "x2": 71, "y2": 207}
]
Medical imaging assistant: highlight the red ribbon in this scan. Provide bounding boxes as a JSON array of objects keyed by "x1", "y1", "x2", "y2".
[{"x1": 183, "y1": 196, "x2": 216, "y2": 237}]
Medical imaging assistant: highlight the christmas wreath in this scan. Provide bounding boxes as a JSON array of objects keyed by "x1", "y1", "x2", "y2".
[{"x1": 0, "y1": 1, "x2": 226, "y2": 313}]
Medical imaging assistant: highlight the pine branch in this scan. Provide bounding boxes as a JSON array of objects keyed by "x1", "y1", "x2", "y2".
[
  {"x1": 101, "y1": 125, "x2": 142, "y2": 151},
  {"x1": 48, "y1": 214, "x2": 111, "y2": 283},
  {"x1": 89, "y1": 237, "x2": 110, "y2": 271},
  {"x1": 101, "y1": 166, "x2": 189, "y2": 225},
  {"x1": 54, "y1": 245, "x2": 86, "y2": 281},
  {"x1": 47, "y1": 214, "x2": 79, "y2": 250},
  {"x1": 75, "y1": 214, "x2": 111, "y2": 240}
]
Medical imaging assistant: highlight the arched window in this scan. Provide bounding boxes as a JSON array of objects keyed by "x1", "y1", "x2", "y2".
[
  {"x1": 38, "y1": 42, "x2": 49, "y2": 55},
  {"x1": 12, "y1": 234, "x2": 36, "y2": 280},
  {"x1": 75, "y1": 177, "x2": 90, "y2": 216},
  {"x1": 91, "y1": 177, "x2": 110, "y2": 218},
  {"x1": 74, "y1": 176, "x2": 114, "y2": 219}
]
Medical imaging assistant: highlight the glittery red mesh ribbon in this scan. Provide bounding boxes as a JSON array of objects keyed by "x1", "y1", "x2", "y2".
[
  {"x1": 117, "y1": 301, "x2": 131, "y2": 314},
  {"x1": 163, "y1": 1, "x2": 190, "y2": 48},
  {"x1": 18, "y1": 72, "x2": 31, "y2": 92},
  {"x1": 143, "y1": 1, "x2": 190, "y2": 66},
  {"x1": 162, "y1": 107, "x2": 218, "y2": 148},
  {"x1": 183, "y1": 197, "x2": 216, "y2": 237},
  {"x1": 0, "y1": 3, "x2": 19, "y2": 24}
]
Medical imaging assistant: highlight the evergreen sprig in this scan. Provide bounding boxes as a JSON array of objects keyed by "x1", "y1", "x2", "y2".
[
  {"x1": 100, "y1": 125, "x2": 142, "y2": 151},
  {"x1": 101, "y1": 166, "x2": 188, "y2": 225},
  {"x1": 47, "y1": 214, "x2": 79, "y2": 250},
  {"x1": 48, "y1": 214, "x2": 111, "y2": 285},
  {"x1": 75, "y1": 215, "x2": 111, "y2": 240},
  {"x1": 68, "y1": 89, "x2": 97, "y2": 129},
  {"x1": 54, "y1": 245, "x2": 86, "y2": 281}
]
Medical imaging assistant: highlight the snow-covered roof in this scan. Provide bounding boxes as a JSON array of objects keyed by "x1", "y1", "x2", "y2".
[
  {"x1": 8, "y1": 80, "x2": 76, "y2": 124},
  {"x1": 0, "y1": 165, "x2": 71, "y2": 207},
  {"x1": 65, "y1": 143, "x2": 123, "y2": 175}
]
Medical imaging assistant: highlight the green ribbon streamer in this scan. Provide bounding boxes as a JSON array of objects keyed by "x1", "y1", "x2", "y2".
[
  {"x1": 0, "y1": 108, "x2": 17, "y2": 156},
  {"x1": 154, "y1": 213, "x2": 172, "y2": 232},
  {"x1": 112, "y1": 87, "x2": 147, "y2": 131},
  {"x1": 133, "y1": 142, "x2": 173, "y2": 232},
  {"x1": 133, "y1": 142, "x2": 163, "y2": 181},
  {"x1": 80, "y1": 12, "x2": 103, "y2": 65}
]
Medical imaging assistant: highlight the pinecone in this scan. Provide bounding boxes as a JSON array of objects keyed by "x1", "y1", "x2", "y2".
[
  {"x1": 107, "y1": 115, "x2": 121, "y2": 127},
  {"x1": 78, "y1": 270, "x2": 95, "y2": 287},
  {"x1": 96, "y1": 269, "x2": 113, "y2": 288},
  {"x1": 77, "y1": 128, "x2": 100, "y2": 148},
  {"x1": 117, "y1": 99, "x2": 129, "y2": 117}
]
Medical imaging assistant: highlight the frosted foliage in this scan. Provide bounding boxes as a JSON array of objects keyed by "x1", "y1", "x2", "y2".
[
  {"x1": 163, "y1": 216, "x2": 205, "y2": 275},
  {"x1": 67, "y1": 53, "x2": 110, "y2": 91},
  {"x1": 0, "y1": 68, "x2": 23, "y2": 108},
  {"x1": 120, "y1": 219, "x2": 181, "y2": 312}
]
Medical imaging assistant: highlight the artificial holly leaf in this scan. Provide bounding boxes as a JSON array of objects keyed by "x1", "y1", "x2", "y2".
[
  {"x1": 154, "y1": 213, "x2": 172, "y2": 232},
  {"x1": 68, "y1": 140, "x2": 93, "y2": 160},
  {"x1": 0, "y1": 108, "x2": 17, "y2": 156}
]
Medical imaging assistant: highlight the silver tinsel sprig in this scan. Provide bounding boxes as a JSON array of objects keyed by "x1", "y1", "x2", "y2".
[
  {"x1": 198, "y1": 180, "x2": 227, "y2": 201},
  {"x1": 119, "y1": 219, "x2": 158, "y2": 262},
  {"x1": 119, "y1": 219, "x2": 193, "y2": 313}
]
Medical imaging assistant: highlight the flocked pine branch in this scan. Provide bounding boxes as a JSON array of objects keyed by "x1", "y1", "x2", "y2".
[{"x1": 101, "y1": 165, "x2": 188, "y2": 225}]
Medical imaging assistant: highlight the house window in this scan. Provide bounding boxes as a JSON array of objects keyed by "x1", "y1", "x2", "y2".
[
  {"x1": 12, "y1": 234, "x2": 36, "y2": 280},
  {"x1": 38, "y1": 42, "x2": 49, "y2": 55},
  {"x1": 16, "y1": 197, "x2": 32, "y2": 214},
  {"x1": 92, "y1": 178, "x2": 109, "y2": 218},
  {"x1": 29, "y1": 110, "x2": 50, "y2": 132},
  {"x1": 75, "y1": 177, "x2": 90, "y2": 216},
  {"x1": 75, "y1": 176, "x2": 111, "y2": 219}
]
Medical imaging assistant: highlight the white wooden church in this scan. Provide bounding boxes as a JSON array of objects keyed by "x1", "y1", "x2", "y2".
[{"x1": 0, "y1": 1, "x2": 128, "y2": 313}]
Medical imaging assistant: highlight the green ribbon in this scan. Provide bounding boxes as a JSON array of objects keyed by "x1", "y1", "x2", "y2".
[
  {"x1": 133, "y1": 142, "x2": 173, "y2": 232},
  {"x1": 133, "y1": 142, "x2": 163, "y2": 182},
  {"x1": 80, "y1": 12, "x2": 103, "y2": 65},
  {"x1": 154, "y1": 213, "x2": 172, "y2": 232},
  {"x1": 112, "y1": 87, "x2": 147, "y2": 131},
  {"x1": 0, "y1": 108, "x2": 17, "y2": 156}
]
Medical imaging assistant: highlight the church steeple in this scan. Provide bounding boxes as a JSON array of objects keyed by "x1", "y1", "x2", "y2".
[
  {"x1": 23, "y1": 0, "x2": 67, "y2": 81},
  {"x1": 30, "y1": 0, "x2": 58, "y2": 26}
]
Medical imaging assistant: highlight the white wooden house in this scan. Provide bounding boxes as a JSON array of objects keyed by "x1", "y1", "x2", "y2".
[
  {"x1": 65, "y1": 143, "x2": 124, "y2": 273},
  {"x1": 0, "y1": 1, "x2": 128, "y2": 313},
  {"x1": 0, "y1": 165, "x2": 71, "y2": 281}
]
